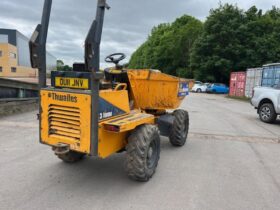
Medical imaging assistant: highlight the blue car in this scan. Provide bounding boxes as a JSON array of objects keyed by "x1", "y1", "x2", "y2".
[{"x1": 206, "y1": 83, "x2": 229, "y2": 94}]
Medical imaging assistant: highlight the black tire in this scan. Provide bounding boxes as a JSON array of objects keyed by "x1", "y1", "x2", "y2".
[
  {"x1": 125, "y1": 124, "x2": 160, "y2": 182},
  {"x1": 196, "y1": 88, "x2": 202, "y2": 93},
  {"x1": 57, "y1": 151, "x2": 85, "y2": 163},
  {"x1": 259, "y1": 103, "x2": 277, "y2": 123},
  {"x1": 169, "y1": 109, "x2": 189, "y2": 146}
]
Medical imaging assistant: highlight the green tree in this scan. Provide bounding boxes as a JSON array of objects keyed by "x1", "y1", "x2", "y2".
[
  {"x1": 56, "y1": 60, "x2": 73, "y2": 71},
  {"x1": 191, "y1": 4, "x2": 280, "y2": 83},
  {"x1": 129, "y1": 15, "x2": 203, "y2": 78},
  {"x1": 57, "y1": 60, "x2": 64, "y2": 68},
  {"x1": 62, "y1": 65, "x2": 73, "y2": 71}
]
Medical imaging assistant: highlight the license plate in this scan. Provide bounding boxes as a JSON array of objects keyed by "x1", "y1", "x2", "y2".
[{"x1": 55, "y1": 77, "x2": 89, "y2": 89}]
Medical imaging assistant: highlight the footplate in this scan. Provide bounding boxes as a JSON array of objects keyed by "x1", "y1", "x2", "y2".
[{"x1": 102, "y1": 111, "x2": 155, "y2": 132}]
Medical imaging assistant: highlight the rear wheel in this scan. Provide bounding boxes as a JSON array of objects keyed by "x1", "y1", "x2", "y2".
[
  {"x1": 57, "y1": 151, "x2": 85, "y2": 163},
  {"x1": 169, "y1": 109, "x2": 189, "y2": 146},
  {"x1": 125, "y1": 125, "x2": 160, "y2": 182},
  {"x1": 259, "y1": 103, "x2": 277, "y2": 123}
]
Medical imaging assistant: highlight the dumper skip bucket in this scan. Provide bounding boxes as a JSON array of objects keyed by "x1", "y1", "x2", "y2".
[{"x1": 127, "y1": 69, "x2": 188, "y2": 110}]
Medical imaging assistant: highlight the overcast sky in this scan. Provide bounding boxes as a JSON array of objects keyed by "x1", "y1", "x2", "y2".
[{"x1": 0, "y1": 0, "x2": 280, "y2": 67}]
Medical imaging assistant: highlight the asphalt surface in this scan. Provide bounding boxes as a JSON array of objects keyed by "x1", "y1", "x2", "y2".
[{"x1": 0, "y1": 93, "x2": 280, "y2": 210}]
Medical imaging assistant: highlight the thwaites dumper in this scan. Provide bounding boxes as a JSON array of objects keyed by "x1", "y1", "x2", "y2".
[{"x1": 30, "y1": 0, "x2": 190, "y2": 181}]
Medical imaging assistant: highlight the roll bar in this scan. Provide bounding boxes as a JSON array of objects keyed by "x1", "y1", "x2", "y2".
[
  {"x1": 85, "y1": 0, "x2": 110, "y2": 76},
  {"x1": 29, "y1": 0, "x2": 110, "y2": 155},
  {"x1": 29, "y1": 0, "x2": 52, "y2": 88}
]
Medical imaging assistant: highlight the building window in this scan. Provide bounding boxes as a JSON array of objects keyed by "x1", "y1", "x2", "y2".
[
  {"x1": 0, "y1": 35, "x2": 8, "y2": 43},
  {"x1": 0, "y1": 51, "x2": 2, "y2": 57},
  {"x1": 9, "y1": 52, "x2": 17, "y2": 59},
  {"x1": 0, "y1": 67, "x2": 2, "y2": 72},
  {"x1": 11, "y1": 67, "x2": 16, "y2": 73}
]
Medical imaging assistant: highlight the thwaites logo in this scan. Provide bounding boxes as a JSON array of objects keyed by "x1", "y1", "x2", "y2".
[{"x1": 48, "y1": 92, "x2": 78, "y2": 103}]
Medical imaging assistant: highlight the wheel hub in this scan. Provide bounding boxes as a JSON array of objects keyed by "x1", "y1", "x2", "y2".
[
  {"x1": 147, "y1": 141, "x2": 157, "y2": 169},
  {"x1": 261, "y1": 107, "x2": 271, "y2": 120}
]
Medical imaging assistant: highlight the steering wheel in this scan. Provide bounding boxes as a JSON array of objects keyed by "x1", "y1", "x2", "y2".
[{"x1": 105, "y1": 53, "x2": 126, "y2": 65}]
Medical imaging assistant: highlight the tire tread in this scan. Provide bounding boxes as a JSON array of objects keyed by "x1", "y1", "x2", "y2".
[
  {"x1": 169, "y1": 109, "x2": 189, "y2": 146},
  {"x1": 125, "y1": 125, "x2": 160, "y2": 182}
]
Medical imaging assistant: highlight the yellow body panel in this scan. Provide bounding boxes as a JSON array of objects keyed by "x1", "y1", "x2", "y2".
[
  {"x1": 98, "y1": 126, "x2": 128, "y2": 158},
  {"x1": 127, "y1": 69, "x2": 186, "y2": 110},
  {"x1": 99, "y1": 89, "x2": 130, "y2": 116},
  {"x1": 41, "y1": 90, "x2": 92, "y2": 154}
]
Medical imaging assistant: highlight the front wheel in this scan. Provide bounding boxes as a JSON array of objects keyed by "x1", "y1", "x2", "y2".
[
  {"x1": 169, "y1": 109, "x2": 189, "y2": 146},
  {"x1": 125, "y1": 125, "x2": 160, "y2": 182},
  {"x1": 259, "y1": 103, "x2": 277, "y2": 123}
]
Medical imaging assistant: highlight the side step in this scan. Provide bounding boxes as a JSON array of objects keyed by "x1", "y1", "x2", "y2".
[{"x1": 102, "y1": 111, "x2": 154, "y2": 132}]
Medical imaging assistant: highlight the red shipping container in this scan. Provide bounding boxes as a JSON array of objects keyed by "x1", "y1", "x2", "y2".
[{"x1": 229, "y1": 72, "x2": 246, "y2": 97}]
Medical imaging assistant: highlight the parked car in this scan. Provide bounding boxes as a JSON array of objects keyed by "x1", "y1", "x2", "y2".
[
  {"x1": 194, "y1": 81, "x2": 203, "y2": 85},
  {"x1": 192, "y1": 83, "x2": 208, "y2": 93},
  {"x1": 251, "y1": 83, "x2": 280, "y2": 123},
  {"x1": 206, "y1": 83, "x2": 229, "y2": 94}
]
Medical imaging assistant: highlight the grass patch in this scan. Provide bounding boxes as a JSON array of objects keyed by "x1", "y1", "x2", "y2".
[
  {"x1": 226, "y1": 95, "x2": 251, "y2": 102},
  {"x1": 0, "y1": 100, "x2": 38, "y2": 117}
]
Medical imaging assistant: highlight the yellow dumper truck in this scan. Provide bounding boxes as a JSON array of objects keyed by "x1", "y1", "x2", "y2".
[{"x1": 30, "y1": 0, "x2": 189, "y2": 181}]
